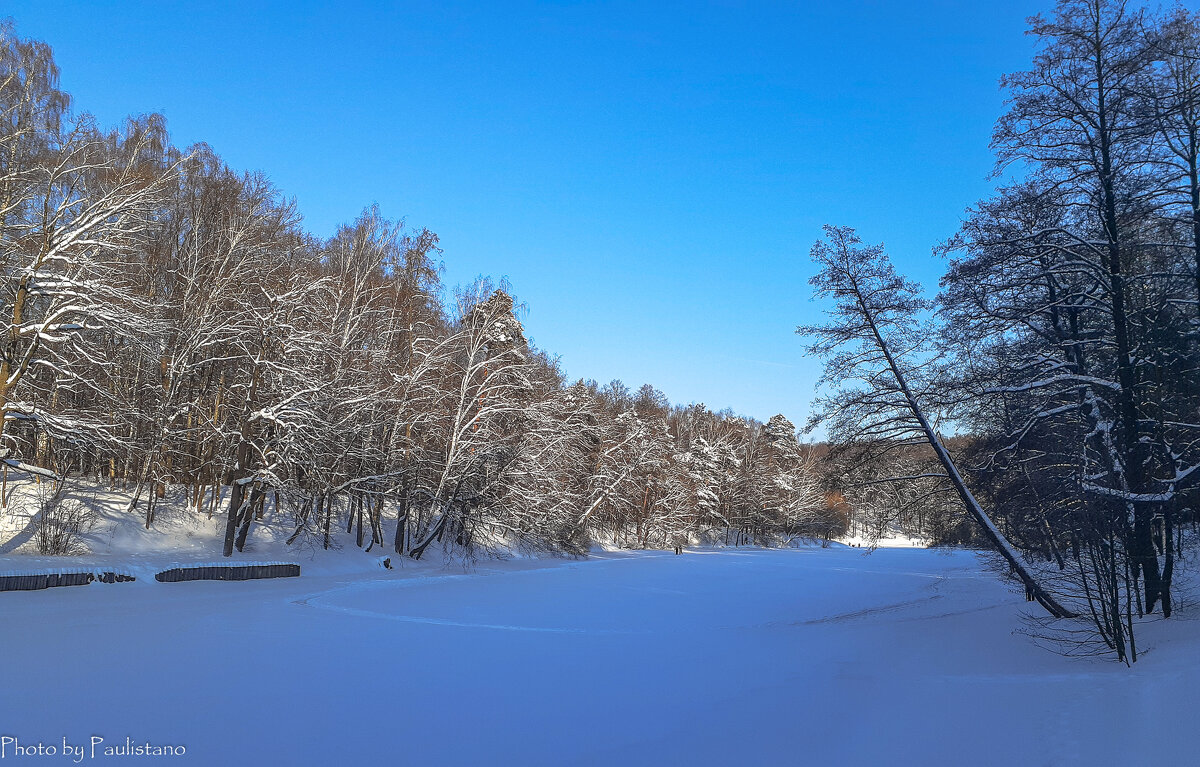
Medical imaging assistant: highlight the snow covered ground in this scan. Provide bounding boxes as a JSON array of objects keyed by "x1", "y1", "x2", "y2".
[
  {"x1": 2, "y1": 541, "x2": 1198, "y2": 766},
  {"x1": 837, "y1": 530, "x2": 929, "y2": 548}
]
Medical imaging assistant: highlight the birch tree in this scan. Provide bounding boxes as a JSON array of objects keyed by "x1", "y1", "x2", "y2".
[
  {"x1": 0, "y1": 94, "x2": 175, "y2": 484},
  {"x1": 404, "y1": 288, "x2": 531, "y2": 559}
]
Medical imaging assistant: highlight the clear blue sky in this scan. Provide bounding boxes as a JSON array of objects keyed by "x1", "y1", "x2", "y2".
[{"x1": 7, "y1": 0, "x2": 1043, "y2": 427}]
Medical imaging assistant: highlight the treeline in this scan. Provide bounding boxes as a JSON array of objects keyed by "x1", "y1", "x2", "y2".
[
  {"x1": 820, "y1": 440, "x2": 983, "y2": 547},
  {"x1": 0, "y1": 21, "x2": 844, "y2": 561},
  {"x1": 808, "y1": 0, "x2": 1200, "y2": 662}
]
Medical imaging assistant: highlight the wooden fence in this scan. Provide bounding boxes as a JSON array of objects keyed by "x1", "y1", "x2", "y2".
[
  {"x1": 97, "y1": 572, "x2": 137, "y2": 584},
  {"x1": 154, "y1": 563, "x2": 300, "y2": 583},
  {"x1": 0, "y1": 571, "x2": 95, "y2": 591},
  {"x1": 0, "y1": 571, "x2": 137, "y2": 591},
  {"x1": 0, "y1": 562, "x2": 299, "y2": 591}
]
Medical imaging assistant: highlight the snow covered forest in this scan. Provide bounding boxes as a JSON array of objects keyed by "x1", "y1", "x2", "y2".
[
  {"x1": 16, "y1": 1, "x2": 1200, "y2": 764},
  {"x1": 808, "y1": 0, "x2": 1200, "y2": 663},
  {"x1": 0, "y1": 19, "x2": 842, "y2": 568},
  {"x1": 7, "y1": 0, "x2": 1200, "y2": 671}
]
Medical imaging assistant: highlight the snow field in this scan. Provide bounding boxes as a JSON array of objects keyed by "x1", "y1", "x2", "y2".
[{"x1": 2, "y1": 546, "x2": 1197, "y2": 766}]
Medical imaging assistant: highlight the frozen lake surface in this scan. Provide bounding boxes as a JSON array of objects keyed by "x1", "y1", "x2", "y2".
[{"x1": 1, "y1": 546, "x2": 1196, "y2": 765}]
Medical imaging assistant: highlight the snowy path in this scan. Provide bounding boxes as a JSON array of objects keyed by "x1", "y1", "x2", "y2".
[{"x1": 1, "y1": 547, "x2": 1196, "y2": 765}]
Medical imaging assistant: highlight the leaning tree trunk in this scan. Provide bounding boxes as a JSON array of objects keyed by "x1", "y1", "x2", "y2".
[
  {"x1": 860, "y1": 293, "x2": 1075, "y2": 619},
  {"x1": 234, "y1": 486, "x2": 262, "y2": 553}
]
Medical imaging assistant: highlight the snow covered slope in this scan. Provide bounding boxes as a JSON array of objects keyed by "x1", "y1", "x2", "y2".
[{"x1": 0, "y1": 546, "x2": 1196, "y2": 766}]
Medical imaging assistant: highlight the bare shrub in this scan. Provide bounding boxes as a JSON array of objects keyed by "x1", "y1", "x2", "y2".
[{"x1": 33, "y1": 483, "x2": 97, "y2": 555}]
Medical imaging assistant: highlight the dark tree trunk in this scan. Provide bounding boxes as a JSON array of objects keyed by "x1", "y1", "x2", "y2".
[
  {"x1": 409, "y1": 512, "x2": 448, "y2": 560},
  {"x1": 394, "y1": 493, "x2": 408, "y2": 554},
  {"x1": 235, "y1": 487, "x2": 262, "y2": 552},
  {"x1": 223, "y1": 481, "x2": 244, "y2": 558},
  {"x1": 323, "y1": 494, "x2": 333, "y2": 550},
  {"x1": 355, "y1": 497, "x2": 365, "y2": 548}
]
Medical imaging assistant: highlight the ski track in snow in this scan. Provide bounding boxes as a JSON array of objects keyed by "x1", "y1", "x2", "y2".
[
  {"x1": 294, "y1": 598, "x2": 635, "y2": 634},
  {"x1": 797, "y1": 595, "x2": 942, "y2": 625},
  {"x1": 292, "y1": 577, "x2": 640, "y2": 635}
]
